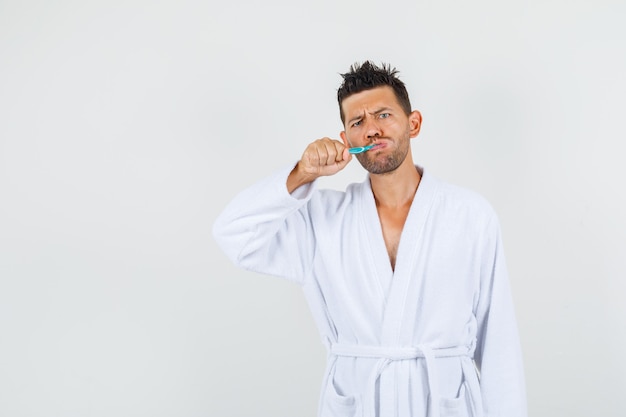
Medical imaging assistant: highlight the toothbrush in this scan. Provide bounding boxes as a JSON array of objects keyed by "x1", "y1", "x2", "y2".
[{"x1": 348, "y1": 144, "x2": 378, "y2": 154}]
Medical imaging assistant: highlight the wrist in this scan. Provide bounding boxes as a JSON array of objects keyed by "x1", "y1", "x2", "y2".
[{"x1": 287, "y1": 162, "x2": 316, "y2": 194}]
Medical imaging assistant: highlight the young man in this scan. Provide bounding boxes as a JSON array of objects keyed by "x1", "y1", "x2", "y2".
[{"x1": 213, "y1": 62, "x2": 526, "y2": 417}]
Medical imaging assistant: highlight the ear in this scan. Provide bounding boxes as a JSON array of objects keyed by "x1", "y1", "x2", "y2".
[
  {"x1": 340, "y1": 131, "x2": 349, "y2": 146},
  {"x1": 408, "y1": 110, "x2": 422, "y2": 138}
]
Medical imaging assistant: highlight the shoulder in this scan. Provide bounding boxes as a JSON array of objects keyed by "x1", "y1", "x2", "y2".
[
  {"x1": 308, "y1": 179, "x2": 366, "y2": 211},
  {"x1": 425, "y1": 169, "x2": 499, "y2": 227},
  {"x1": 438, "y1": 179, "x2": 495, "y2": 214}
]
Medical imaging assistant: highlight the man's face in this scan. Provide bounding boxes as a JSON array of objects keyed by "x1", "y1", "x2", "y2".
[{"x1": 340, "y1": 86, "x2": 421, "y2": 175}]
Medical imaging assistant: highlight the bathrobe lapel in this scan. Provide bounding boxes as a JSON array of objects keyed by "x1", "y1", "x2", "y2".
[
  {"x1": 360, "y1": 170, "x2": 440, "y2": 416},
  {"x1": 360, "y1": 170, "x2": 439, "y2": 344}
]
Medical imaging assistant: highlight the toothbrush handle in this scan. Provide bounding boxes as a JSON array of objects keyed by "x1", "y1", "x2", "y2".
[{"x1": 349, "y1": 146, "x2": 372, "y2": 154}]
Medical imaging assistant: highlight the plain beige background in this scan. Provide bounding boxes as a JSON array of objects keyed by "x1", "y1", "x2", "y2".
[{"x1": 1, "y1": 0, "x2": 625, "y2": 416}]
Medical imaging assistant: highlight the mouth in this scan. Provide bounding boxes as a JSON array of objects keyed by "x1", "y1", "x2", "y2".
[{"x1": 369, "y1": 142, "x2": 386, "y2": 151}]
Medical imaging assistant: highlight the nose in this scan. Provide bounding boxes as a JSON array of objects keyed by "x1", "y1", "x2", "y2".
[{"x1": 365, "y1": 117, "x2": 382, "y2": 140}]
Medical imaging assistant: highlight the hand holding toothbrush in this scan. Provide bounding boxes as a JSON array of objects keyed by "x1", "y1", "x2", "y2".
[
  {"x1": 287, "y1": 137, "x2": 381, "y2": 193},
  {"x1": 287, "y1": 137, "x2": 351, "y2": 193}
]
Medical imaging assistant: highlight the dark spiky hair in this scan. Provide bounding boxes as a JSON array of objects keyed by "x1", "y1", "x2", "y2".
[{"x1": 337, "y1": 61, "x2": 412, "y2": 124}]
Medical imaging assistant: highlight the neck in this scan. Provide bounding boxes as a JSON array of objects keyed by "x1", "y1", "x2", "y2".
[{"x1": 370, "y1": 159, "x2": 421, "y2": 209}]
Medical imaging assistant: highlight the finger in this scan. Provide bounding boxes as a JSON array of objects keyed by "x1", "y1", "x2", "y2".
[
  {"x1": 316, "y1": 140, "x2": 336, "y2": 166},
  {"x1": 342, "y1": 147, "x2": 351, "y2": 162},
  {"x1": 333, "y1": 141, "x2": 346, "y2": 162},
  {"x1": 316, "y1": 145, "x2": 331, "y2": 167},
  {"x1": 326, "y1": 143, "x2": 339, "y2": 166},
  {"x1": 305, "y1": 146, "x2": 319, "y2": 169},
  {"x1": 336, "y1": 155, "x2": 351, "y2": 171},
  {"x1": 320, "y1": 139, "x2": 343, "y2": 164}
]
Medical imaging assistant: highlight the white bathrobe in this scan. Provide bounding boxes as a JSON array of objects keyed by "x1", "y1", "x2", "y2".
[{"x1": 212, "y1": 165, "x2": 526, "y2": 417}]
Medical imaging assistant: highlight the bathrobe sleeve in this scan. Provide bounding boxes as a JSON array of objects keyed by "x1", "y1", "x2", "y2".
[
  {"x1": 212, "y1": 164, "x2": 317, "y2": 284},
  {"x1": 473, "y1": 215, "x2": 527, "y2": 417}
]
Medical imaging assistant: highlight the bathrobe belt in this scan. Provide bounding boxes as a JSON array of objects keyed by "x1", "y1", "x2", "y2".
[{"x1": 331, "y1": 343, "x2": 472, "y2": 417}]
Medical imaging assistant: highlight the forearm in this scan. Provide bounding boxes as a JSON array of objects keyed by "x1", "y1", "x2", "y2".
[{"x1": 286, "y1": 161, "x2": 318, "y2": 194}]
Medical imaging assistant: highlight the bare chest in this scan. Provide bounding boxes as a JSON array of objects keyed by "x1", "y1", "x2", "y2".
[{"x1": 377, "y1": 206, "x2": 411, "y2": 271}]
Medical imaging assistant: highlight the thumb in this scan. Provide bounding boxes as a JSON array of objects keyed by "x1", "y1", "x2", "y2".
[{"x1": 336, "y1": 151, "x2": 352, "y2": 170}]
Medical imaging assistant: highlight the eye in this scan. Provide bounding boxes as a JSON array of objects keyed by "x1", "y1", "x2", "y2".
[
  {"x1": 379, "y1": 113, "x2": 390, "y2": 119},
  {"x1": 352, "y1": 120, "x2": 362, "y2": 128}
]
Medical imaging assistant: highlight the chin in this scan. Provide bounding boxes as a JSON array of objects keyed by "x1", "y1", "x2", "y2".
[{"x1": 358, "y1": 151, "x2": 407, "y2": 175}]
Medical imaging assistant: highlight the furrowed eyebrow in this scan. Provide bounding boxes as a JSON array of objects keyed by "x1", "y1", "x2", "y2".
[
  {"x1": 347, "y1": 107, "x2": 394, "y2": 126},
  {"x1": 346, "y1": 107, "x2": 393, "y2": 125},
  {"x1": 347, "y1": 112, "x2": 365, "y2": 125}
]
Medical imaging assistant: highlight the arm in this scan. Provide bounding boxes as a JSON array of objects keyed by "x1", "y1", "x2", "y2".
[
  {"x1": 212, "y1": 138, "x2": 351, "y2": 283},
  {"x1": 474, "y1": 216, "x2": 527, "y2": 417},
  {"x1": 212, "y1": 164, "x2": 315, "y2": 283}
]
